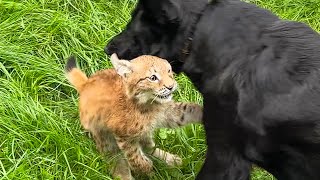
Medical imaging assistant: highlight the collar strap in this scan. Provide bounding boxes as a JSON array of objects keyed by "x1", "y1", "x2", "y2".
[{"x1": 179, "y1": 4, "x2": 209, "y2": 62}]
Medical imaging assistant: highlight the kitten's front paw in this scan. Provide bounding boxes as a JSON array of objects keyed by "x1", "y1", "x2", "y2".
[{"x1": 165, "y1": 153, "x2": 182, "y2": 166}]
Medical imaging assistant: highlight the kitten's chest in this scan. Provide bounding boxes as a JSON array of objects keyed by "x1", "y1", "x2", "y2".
[
  {"x1": 137, "y1": 109, "x2": 162, "y2": 130},
  {"x1": 138, "y1": 105, "x2": 168, "y2": 128},
  {"x1": 115, "y1": 107, "x2": 163, "y2": 137}
]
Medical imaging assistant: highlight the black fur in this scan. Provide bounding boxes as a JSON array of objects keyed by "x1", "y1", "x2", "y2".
[
  {"x1": 65, "y1": 56, "x2": 77, "y2": 72},
  {"x1": 106, "y1": 0, "x2": 320, "y2": 179}
]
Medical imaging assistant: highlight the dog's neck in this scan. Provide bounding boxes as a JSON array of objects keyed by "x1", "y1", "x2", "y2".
[{"x1": 179, "y1": 3, "x2": 210, "y2": 62}]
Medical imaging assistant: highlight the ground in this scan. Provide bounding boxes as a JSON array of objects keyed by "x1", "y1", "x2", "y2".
[{"x1": 0, "y1": 0, "x2": 319, "y2": 179}]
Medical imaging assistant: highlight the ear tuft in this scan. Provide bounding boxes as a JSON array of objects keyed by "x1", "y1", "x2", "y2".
[{"x1": 110, "y1": 53, "x2": 132, "y2": 77}]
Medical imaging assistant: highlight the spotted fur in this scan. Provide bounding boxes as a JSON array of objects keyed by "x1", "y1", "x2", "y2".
[{"x1": 65, "y1": 54, "x2": 202, "y2": 180}]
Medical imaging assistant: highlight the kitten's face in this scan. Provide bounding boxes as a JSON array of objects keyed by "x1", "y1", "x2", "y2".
[{"x1": 111, "y1": 54, "x2": 177, "y2": 104}]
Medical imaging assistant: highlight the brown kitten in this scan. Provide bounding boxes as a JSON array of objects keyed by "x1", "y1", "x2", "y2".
[{"x1": 65, "y1": 54, "x2": 202, "y2": 180}]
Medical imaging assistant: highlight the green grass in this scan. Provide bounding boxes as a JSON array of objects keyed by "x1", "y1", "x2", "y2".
[{"x1": 0, "y1": 0, "x2": 318, "y2": 179}]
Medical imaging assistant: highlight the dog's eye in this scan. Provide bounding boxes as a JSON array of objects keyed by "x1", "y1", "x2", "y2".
[{"x1": 149, "y1": 75, "x2": 158, "y2": 82}]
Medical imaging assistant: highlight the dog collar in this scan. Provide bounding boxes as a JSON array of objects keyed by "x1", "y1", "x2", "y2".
[{"x1": 179, "y1": 3, "x2": 210, "y2": 62}]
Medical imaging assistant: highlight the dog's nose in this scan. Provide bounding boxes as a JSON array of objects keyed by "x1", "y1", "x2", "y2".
[{"x1": 105, "y1": 43, "x2": 117, "y2": 55}]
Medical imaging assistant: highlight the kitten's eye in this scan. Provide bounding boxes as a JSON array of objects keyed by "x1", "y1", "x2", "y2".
[
  {"x1": 149, "y1": 75, "x2": 158, "y2": 82},
  {"x1": 168, "y1": 69, "x2": 171, "y2": 73}
]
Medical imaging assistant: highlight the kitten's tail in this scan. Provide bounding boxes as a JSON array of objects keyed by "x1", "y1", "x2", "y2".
[{"x1": 65, "y1": 56, "x2": 88, "y2": 92}]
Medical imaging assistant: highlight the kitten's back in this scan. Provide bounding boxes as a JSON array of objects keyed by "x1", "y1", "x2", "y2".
[{"x1": 65, "y1": 57, "x2": 125, "y2": 129}]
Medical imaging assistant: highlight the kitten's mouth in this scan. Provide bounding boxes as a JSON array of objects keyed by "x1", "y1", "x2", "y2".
[
  {"x1": 154, "y1": 93, "x2": 173, "y2": 102},
  {"x1": 157, "y1": 94, "x2": 172, "y2": 99}
]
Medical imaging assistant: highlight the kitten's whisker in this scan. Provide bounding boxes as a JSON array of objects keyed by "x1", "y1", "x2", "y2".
[{"x1": 151, "y1": 94, "x2": 158, "y2": 104}]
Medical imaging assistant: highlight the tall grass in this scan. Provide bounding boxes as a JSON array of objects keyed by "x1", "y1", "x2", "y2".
[{"x1": 0, "y1": 0, "x2": 318, "y2": 179}]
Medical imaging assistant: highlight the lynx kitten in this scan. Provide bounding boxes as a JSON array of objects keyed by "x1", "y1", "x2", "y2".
[{"x1": 65, "y1": 54, "x2": 202, "y2": 180}]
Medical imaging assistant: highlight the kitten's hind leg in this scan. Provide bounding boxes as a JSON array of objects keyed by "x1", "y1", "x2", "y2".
[
  {"x1": 115, "y1": 136, "x2": 153, "y2": 174},
  {"x1": 140, "y1": 135, "x2": 182, "y2": 167},
  {"x1": 90, "y1": 128, "x2": 133, "y2": 180},
  {"x1": 90, "y1": 127, "x2": 117, "y2": 153},
  {"x1": 112, "y1": 156, "x2": 134, "y2": 180}
]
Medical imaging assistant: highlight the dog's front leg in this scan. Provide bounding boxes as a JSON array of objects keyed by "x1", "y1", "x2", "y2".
[
  {"x1": 196, "y1": 98, "x2": 252, "y2": 180},
  {"x1": 196, "y1": 146, "x2": 251, "y2": 180}
]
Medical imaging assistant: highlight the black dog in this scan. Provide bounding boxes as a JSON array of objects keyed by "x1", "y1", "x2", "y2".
[{"x1": 106, "y1": 0, "x2": 320, "y2": 179}]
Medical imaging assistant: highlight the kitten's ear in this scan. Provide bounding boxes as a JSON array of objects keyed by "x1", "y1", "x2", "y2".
[{"x1": 110, "y1": 53, "x2": 132, "y2": 77}]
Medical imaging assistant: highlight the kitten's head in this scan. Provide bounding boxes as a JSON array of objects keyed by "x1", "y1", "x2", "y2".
[{"x1": 111, "y1": 53, "x2": 177, "y2": 104}]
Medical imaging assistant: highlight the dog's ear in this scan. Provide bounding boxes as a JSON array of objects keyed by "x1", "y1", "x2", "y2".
[
  {"x1": 141, "y1": 0, "x2": 182, "y2": 24},
  {"x1": 110, "y1": 53, "x2": 132, "y2": 77}
]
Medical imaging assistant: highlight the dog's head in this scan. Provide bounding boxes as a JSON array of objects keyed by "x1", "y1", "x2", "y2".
[{"x1": 105, "y1": 0, "x2": 207, "y2": 72}]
